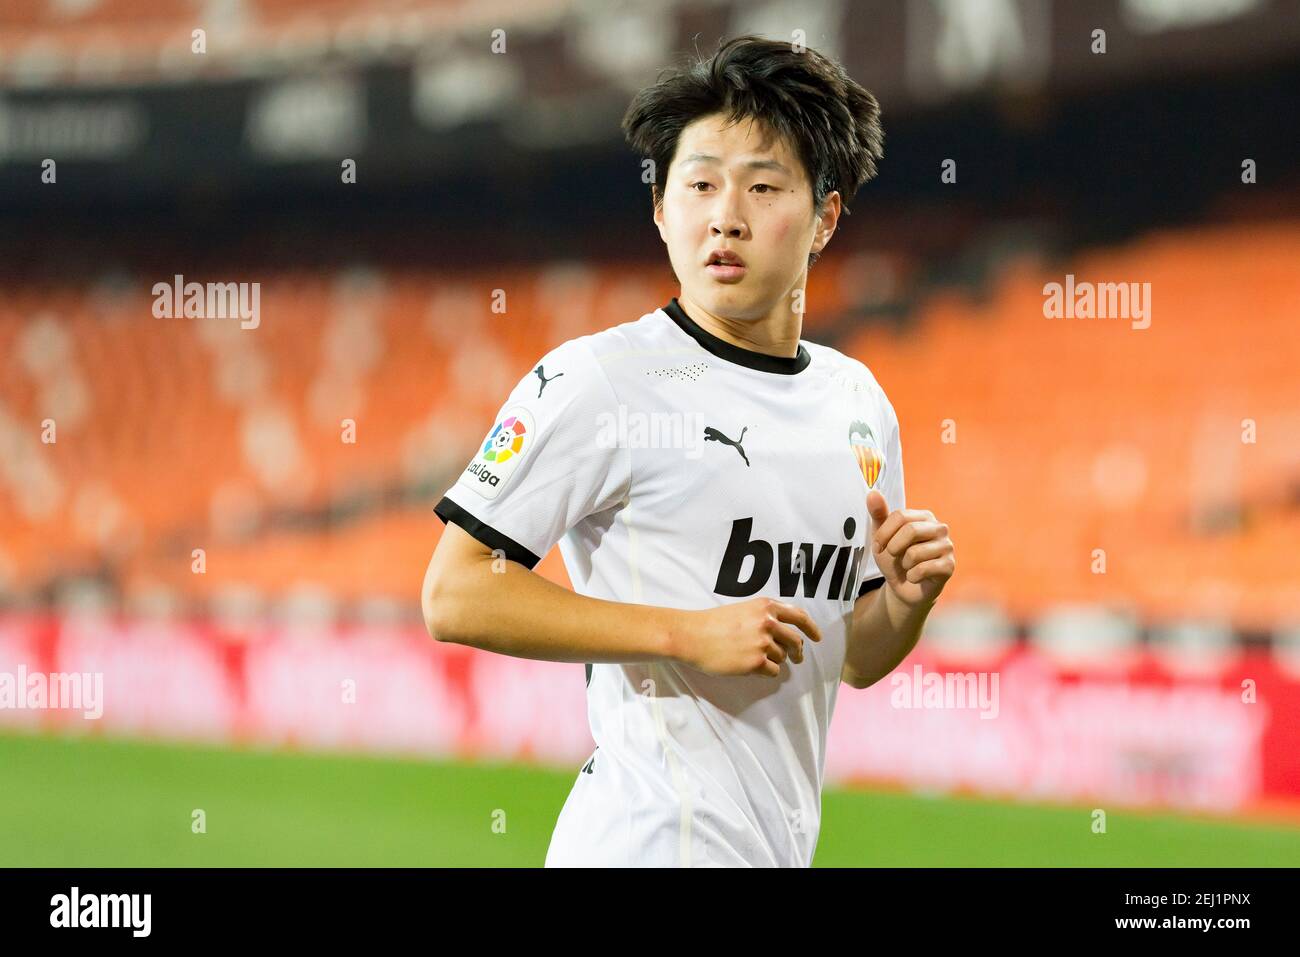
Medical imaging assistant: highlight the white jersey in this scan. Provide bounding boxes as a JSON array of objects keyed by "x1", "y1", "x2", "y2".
[{"x1": 435, "y1": 298, "x2": 905, "y2": 867}]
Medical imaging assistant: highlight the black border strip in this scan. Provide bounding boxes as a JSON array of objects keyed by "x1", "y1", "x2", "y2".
[
  {"x1": 6, "y1": 867, "x2": 1285, "y2": 935},
  {"x1": 434, "y1": 496, "x2": 542, "y2": 570},
  {"x1": 858, "y1": 575, "x2": 886, "y2": 598},
  {"x1": 663, "y1": 298, "x2": 811, "y2": 375}
]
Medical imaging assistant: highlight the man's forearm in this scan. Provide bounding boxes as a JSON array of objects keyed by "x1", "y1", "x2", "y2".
[
  {"x1": 843, "y1": 583, "x2": 934, "y2": 688},
  {"x1": 424, "y1": 553, "x2": 681, "y2": 665}
]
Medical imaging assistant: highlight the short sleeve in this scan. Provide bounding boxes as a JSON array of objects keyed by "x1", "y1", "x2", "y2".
[
  {"x1": 857, "y1": 392, "x2": 905, "y2": 597},
  {"x1": 434, "y1": 338, "x2": 630, "y2": 568}
]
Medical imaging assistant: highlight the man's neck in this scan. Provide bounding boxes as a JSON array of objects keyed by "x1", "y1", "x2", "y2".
[{"x1": 675, "y1": 292, "x2": 804, "y2": 359}]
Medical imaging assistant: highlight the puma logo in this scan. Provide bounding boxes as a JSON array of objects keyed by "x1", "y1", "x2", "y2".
[
  {"x1": 704, "y1": 425, "x2": 749, "y2": 467},
  {"x1": 534, "y1": 365, "x2": 564, "y2": 398},
  {"x1": 581, "y1": 749, "x2": 597, "y2": 774}
]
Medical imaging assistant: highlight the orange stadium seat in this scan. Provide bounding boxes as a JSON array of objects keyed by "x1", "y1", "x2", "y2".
[{"x1": 1, "y1": 224, "x2": 1298, "y2": 632}]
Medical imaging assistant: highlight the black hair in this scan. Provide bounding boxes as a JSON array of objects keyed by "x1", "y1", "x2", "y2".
[{"x1": 621, "y1": 34, "x2": 884, "y2": 268}]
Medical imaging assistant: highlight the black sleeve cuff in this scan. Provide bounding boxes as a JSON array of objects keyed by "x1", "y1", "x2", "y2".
[
  {"x1": 434, "y1": 496, "x2": 542, "y2": 570},
  {"x1": 857, "y1": 575, "x2": 886, "y2": 598}
]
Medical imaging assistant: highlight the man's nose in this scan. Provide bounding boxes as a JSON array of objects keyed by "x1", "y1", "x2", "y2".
[
  {"x1": 710, "y1": 217, "x2": 749, "y2": 240},
  {"x1": 710, "y1": 192, "x2": 749, "y2": 239}
]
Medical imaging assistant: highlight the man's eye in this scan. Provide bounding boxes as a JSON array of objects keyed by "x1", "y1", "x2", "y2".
[{"x1": 691, "y1": 180, "x2": 769, "y2": 192}]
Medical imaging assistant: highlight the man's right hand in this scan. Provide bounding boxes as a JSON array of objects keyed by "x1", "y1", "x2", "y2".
[{"x1": 672, "y1": 598, "x2": 823, "y2": 678}]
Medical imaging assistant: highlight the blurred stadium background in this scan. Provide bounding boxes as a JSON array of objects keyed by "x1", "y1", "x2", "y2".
[{"x1": 2, "y1": 0, "x2": 1299, "y2": 866}]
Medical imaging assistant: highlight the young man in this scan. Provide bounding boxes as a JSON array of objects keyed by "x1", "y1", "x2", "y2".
[{"x1": 422, "y1": 35, "x2": 955, "y2": 867}]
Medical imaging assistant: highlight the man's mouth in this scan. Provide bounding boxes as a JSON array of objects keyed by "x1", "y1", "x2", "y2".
[
  {"x1": 706, "y1": 249, "x2": 747, "y2": 280},
  {"x1": 706, "y1": 248, "x2": 746, "y2": 267}
]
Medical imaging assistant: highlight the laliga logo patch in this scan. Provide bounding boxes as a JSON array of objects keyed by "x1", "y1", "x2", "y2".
[
  {"x1": 460, "y1": 408, "x2": 535, "y2": 500},
  {"x1": 849, "y1": 420, "x2": 884, "y2": 489}
]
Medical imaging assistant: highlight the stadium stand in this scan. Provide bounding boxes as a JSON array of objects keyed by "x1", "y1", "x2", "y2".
[{"x1": 2, "y1": 222, "x2": 1297, "y2": 636}]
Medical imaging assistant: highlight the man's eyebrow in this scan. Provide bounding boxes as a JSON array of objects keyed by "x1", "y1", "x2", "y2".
[{"x1": 682, "y1": 153, "x2": 792, "y2": 175}]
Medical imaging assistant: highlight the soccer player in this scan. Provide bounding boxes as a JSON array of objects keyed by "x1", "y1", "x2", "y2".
[{"x1": 421, "y1": 35, "x2": 955, "y2": 867}]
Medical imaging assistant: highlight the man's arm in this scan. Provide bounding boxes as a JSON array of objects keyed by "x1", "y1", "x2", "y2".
[
  {"x1": 840, "y1": 490, "x2": 956, "y2": 690},
  {"x1": 841, "y1": 583, "x2": 934, "y2": 689},
  {"x1": 421, "y1": 521, "x2": 822, "y2": 678},
  {"x1": 422, "y1": 521, "x2": 678, "y2": 663}
]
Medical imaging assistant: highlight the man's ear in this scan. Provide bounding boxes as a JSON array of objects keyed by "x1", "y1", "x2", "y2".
[
  {"x1": 652, "y1": 189, "x2": 667, "y2": 242},
  {"x1": 811, "y1": 190, "x2": 842, "y2": 256}
]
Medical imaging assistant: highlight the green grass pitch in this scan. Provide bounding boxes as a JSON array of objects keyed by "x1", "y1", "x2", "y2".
[{"x1": 2, "y1": 732, "x2": 1296, "y2": 867}]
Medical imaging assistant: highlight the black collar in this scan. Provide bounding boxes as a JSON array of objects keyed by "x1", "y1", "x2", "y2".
[{"x1": 662, "y1": 298, "x2": 811, "y2": 375}]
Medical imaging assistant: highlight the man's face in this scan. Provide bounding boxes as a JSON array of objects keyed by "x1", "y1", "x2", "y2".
[{"x1": 653, "y1": 112, "x2": 839, "y2": 321}]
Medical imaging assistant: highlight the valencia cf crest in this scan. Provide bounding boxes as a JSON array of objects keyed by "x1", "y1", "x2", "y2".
[{"x1": 848, "y1": 420, "x2": 884, "y2": 489}]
